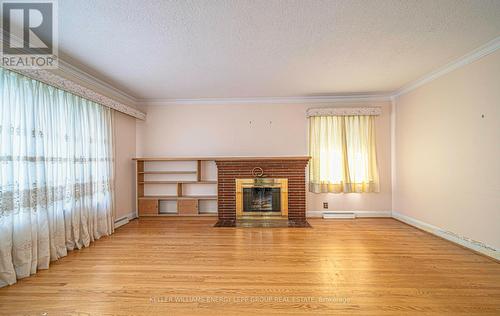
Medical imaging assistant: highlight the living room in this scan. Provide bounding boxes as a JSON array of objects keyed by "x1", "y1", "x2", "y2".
[{"x1": 0, "y1": 1, "x2": 499, "y2": 315}]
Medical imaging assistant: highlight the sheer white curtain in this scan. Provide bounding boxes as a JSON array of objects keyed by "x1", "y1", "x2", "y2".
[{"x1": 0, "y1": 67, "x2": 114, "y2": 287}]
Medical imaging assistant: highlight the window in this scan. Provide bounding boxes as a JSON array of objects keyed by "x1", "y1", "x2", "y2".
[
  {"x1": 0, "y1": 67, "x2": 114, "y2": 287},
  {"x1": 308, "y1": 114, "x2": 379, "y2": 193}
]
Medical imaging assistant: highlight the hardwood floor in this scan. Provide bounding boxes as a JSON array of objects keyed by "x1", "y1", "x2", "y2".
[{"x1": 0, "y1": 218, "x2": 499, "y2": 315}]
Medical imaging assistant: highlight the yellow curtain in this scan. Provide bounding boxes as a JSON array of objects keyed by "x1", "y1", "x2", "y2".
[{"x1": 308, "y1": 115, "x2": 379, "y2": 193}]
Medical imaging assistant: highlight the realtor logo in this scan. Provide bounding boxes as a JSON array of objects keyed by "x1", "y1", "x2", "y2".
[{"x1": 1, "y1": 0, "x2": 58, "y2": 68}]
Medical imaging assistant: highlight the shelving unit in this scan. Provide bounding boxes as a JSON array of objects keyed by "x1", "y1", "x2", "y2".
[
  {"x1": 138, "y1": 180, "x2": 217, "y2": 184},
  {"x1": 133, "y1": 158, "x2": 218, "y2": 217}
]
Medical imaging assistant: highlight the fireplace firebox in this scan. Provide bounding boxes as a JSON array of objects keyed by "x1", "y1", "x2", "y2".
[
  {"x1": 243, "y1": 187, "x2": 281, "y2": 213},
  {"x1": 236, "y1": 178, "x2": 288, "y2": 218}
]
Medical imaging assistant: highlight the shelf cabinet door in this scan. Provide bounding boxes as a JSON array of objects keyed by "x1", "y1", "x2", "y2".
[
  {"x1": 178, "y1": 199, "x2": 198, "y2": 215},
  {"x1": 139, "y1": 199, "x2": 159, "y2": 216}
]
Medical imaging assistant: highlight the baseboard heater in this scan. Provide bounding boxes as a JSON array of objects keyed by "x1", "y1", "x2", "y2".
[
  {"x1": 114, "y1": 216, "x2": 130, "y2": 228},
  {"x1": 322, "y1": 212, "x2": 356, "y2": 219}
]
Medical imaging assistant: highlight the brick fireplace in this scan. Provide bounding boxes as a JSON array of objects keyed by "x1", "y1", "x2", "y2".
[{"x1": 214, "y1": 157, "x2": 310, "y2": 227}]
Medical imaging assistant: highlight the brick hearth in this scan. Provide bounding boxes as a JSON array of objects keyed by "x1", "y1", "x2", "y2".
[{"x1": 215, "y1": 158, "x2": 310, "y2": 224}]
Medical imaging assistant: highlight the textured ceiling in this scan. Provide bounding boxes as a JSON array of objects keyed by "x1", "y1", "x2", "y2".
[{"x1": 59, "y1": 0, "x2": 500, "y2": 100}]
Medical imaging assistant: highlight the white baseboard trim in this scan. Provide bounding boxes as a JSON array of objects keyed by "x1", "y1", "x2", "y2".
[
  {"x1": 306, "y1": 211, "x2": 324, "y2": 218},
  {"x1": 353, "y1": 211, "x2": 392, "y2": 218},
  {"x1": 306, "y1": 210, "x2": 392, "y2": 218},
  {"x1": 114, "y1": 211, "x2": 137, "y2": 229},
  {"x1": 392, "y1": 211, "x2": 499, "y2": 261}
]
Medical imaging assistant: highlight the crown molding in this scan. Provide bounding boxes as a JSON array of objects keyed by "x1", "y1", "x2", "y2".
[
  {"x1": 138, "y1": 93, "x2": 393, "y2": 106},
  {"x1": 393, "y1": 36, "x2": 500, "y2": 98},
  {"x1": 51, "y1": 59, "x2": 147, "y2": 119},
  {"x1": 1, "y1": 29, "x2": 145, "y2": 119},
  {"x1": 57, "y1": 58, "x2": 139, "y2": 106}
]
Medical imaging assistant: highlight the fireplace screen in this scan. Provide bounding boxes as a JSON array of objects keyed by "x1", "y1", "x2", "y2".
[
  {"x1": 243, "y1": 188, "x2": 281, "y2": 212},
  {"x1": 236, "y1": 178, "x2": 288, "y2": 217}
]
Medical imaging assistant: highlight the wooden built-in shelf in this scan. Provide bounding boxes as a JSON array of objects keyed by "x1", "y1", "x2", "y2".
[
  {"x1": 139, "y1": 195, "x2": 218, "y2": 200},
  {"x1": 134, "y1": 158, "x2": 218, "y2": 217},
  {"x1": 153, "y1": 213, "x2": 217, "y2": 217},
  {"x1": 138, "y1": 180, "x2": 217, "y2": 184},
  {"x1": 138, "y1": 171, "x2": 196, "y2": 174}
]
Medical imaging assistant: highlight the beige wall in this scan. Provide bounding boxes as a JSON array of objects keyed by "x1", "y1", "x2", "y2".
[
  {"x1": 394, "y1": 50, "x2": 500, "y2": 249},
  {"x1": 136, "y1": 101, "x2": 392, "y2": 213},
  {"x1": 113, "y1": 111, "x2": 137, "y2": 219}
]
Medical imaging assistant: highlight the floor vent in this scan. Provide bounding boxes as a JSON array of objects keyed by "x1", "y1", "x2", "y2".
[{"x1": 322, "y1": 212, "x2": 356, "y2": 219}]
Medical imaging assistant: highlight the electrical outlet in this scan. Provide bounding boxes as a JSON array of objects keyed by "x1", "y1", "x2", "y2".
[{"x1": 323, "y1": 202, "x2": 328, "y2": 209}]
